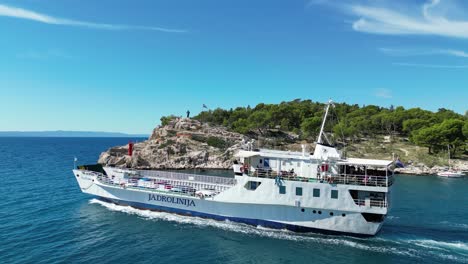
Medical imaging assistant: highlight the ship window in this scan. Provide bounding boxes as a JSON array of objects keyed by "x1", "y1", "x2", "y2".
[
  {"x1": 296, "y1": 187, "x2": 303, "y2": 196},
  {"x1": 279, "y1": 186, "x2": 286, "y2": 194},
  {"x1": 313, "y1": 188, "x2": 320, "y2": 197},
  {"x1": 331, "y1": 190, "x2": 338, "y2": 199},
  {"x1": 330, "y1": 212, "x2": 334, "y2": 216},
  {"x1": 318, "y1": 211, "x2": 322, "y2": 214},
  {"x1": 245, "y1": 181, "x2": 261, "y2": 190},
  {"x1": 342, "y1": 213, "x2": 346, "y2": 217},
  {"x1": 301, "y1": 208, "x2": 305, "y2": 212},
  {"x1": 313, "y1": 210, "x2": 317, "y2": 214}
]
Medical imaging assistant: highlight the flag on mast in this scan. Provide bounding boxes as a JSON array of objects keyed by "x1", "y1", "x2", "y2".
[{"x1": 203, "y1": 104, "x2": 208, "y2": 109}]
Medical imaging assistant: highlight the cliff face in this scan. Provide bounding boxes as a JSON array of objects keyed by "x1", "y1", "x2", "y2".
[{"x1": 98, "y1": 118, "x2": 249, "y2": 169}]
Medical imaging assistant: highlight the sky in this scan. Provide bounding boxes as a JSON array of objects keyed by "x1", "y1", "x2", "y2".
[{"x1": 0, "y1": 0, "x2": 467, "y2": 134}]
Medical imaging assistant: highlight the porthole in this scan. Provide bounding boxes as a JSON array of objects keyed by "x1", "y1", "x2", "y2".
[
  {"x1": 342, "y1": 213, "x2": 346, "y2": 217},
  {"x1": 318, "y1": 211, "x2": 322, "y2": 214},
  {"x1": 313, "y1": 210, "x2": 317, "y2": 214},
  {"x1": 301, "y1": 208, "x2": 305, "y2": 212},
  {"x1": 330, "y1": 212, "x2": 334, "y2": 216}
]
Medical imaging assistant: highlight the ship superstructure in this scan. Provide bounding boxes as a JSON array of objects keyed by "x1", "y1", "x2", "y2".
[{"x1": 73, "y1": 101, "x2": 394, "y2": 236}]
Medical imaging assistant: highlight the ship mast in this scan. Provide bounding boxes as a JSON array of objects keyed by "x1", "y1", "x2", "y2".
[{"x1": 317, "y1": 100, "x2": 334, "y2": 145}]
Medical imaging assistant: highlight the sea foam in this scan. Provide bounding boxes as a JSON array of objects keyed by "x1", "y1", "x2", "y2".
[{"x1": 89, "y1": 199, "x2": 422, "y2": 258}]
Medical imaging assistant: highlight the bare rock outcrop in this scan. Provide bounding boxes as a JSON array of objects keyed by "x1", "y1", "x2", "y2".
[{"x1": 98, "y1": 118, "x2": 250, "y2": 169}]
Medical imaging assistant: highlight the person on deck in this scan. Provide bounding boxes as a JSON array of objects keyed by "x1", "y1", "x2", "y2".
[
  {"x1": 186, "y1": 110, "x2": 190, "y2": 118},
  {"x1": 289, "y1": 168, "x2": 296, "y2": 177}
]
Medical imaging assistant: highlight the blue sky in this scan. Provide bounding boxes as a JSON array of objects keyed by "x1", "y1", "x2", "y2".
[{"x1": 0, "y1": 0, "x2": 467, "y2": 134}]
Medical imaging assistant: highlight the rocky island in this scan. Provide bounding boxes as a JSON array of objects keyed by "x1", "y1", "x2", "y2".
[
  {"x1": 98, "y1": 99, "x2": 468, "y2": 175},
  {"x1": 98, "y1": 117, "x2": 468, "y2": 174},
  {"x1": 98, "y1": 118, "x2": 249, "y2": 169}
]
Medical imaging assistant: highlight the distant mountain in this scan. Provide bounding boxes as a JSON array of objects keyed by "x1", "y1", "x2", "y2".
[{"x1": 0, "y1": 131, "x2": 149, "y2": 138}]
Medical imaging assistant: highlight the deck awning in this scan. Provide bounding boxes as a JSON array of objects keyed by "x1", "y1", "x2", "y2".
[
  {"x1": 337, "y1": 158, "x2": 393, "y2": 167},
  {"x1": 234, "y1": 150, "x2": 311, "y2": 160},
  {"x1": 234, "y1": 150, "x2": 261, "y2": 158}
]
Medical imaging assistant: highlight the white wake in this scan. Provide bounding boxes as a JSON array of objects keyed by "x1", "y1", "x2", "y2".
[{"x1": 89, "y1": 199, "x2": 467, "y2": 262}]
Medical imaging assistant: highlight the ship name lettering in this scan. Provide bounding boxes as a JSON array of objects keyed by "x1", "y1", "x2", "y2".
[{"x1": 148, "y1": 194, "x2": 195, "y2": 207}]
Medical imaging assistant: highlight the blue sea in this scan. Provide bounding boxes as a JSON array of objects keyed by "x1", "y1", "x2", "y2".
[{"x1": 0, "y1": 137, "x2": 467, "y2": 264}]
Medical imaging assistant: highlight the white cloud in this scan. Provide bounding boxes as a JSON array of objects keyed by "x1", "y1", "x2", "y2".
[
  {"x1": 350, "y1": 0, "x2": 468, "y2": 39},
  {"x1": 0, "y1": 4, "x2": 186, "y2": 33},
  {"x1": 379, "y1": 48, "x2": 468, "y2": 58},
  {"x1": 375, "y1": 88, "x2": 392, "y2": 99},
  {"x1": 444, "y1": 49, "x2": 468, "y2": 58}
]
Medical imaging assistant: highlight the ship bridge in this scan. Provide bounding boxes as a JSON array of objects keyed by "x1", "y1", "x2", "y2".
[
  {"x1": 233, "y1": 150, "x2": 395, "y2": 188},
  {"x1": 234, "y1": 148, "x2": 321, "y2": 179}
]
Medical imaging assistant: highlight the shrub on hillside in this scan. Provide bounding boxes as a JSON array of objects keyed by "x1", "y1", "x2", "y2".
[{"x1": 207, "y1": 137, "x2": 227, "y2": 149}]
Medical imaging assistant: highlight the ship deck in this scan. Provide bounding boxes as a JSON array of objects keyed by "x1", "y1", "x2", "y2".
[
  {"x1": 247, "y1": 169, "x2": 394, "y2": 187},
  {"x1": 84, "y1": 169, "x2": 237, "y2": 198}
]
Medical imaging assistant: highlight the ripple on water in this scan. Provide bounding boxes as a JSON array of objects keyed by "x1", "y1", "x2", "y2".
[{"x1": 1, "y1": 138, "x2": 468, "y2": 264}]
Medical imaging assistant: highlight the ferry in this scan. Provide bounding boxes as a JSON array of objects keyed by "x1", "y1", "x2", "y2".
[{"x1": 73, "y1": 101, "x2": 395, "y2": 236}]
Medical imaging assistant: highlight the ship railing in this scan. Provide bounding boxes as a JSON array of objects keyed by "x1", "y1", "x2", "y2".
[
  {"x1": 81, "y1": 171, "x2": 102, "y2": 177},
  {"x1": 133, "y1": 170, "x2": 237, "y2": 186},
  {"x1": 332, "y1": 174, "x2": 392, "y2": 187},
  {"x1": 247, "y1": 169, "x2": 393, "y2": 187},
  {"x1": 353, "y1": 198, "x2": 388, "y2": 208},
  {"x1": 249, "y1": 169, "x2": 309, "y2": 181},
  {"x1": 96, "y1": 174, "x2": 232, "y2": 194}
]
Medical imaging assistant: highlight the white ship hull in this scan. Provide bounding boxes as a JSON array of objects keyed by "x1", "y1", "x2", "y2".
[{"x1": 74, "y1": 168, "x2": 388, "y2": 236}]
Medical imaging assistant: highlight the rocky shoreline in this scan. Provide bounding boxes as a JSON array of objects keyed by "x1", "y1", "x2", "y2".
[
  {"x1": 98, "y1": 118, "x2": 467, "y2": 176},
  {"x1": 395, "y1": 161, "x2": 468, "y2": 176},
  {"x1": 98, "y1": 118, "x2": 248, "y2": 169}
]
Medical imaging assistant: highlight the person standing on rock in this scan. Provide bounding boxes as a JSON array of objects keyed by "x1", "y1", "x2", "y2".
[{"x1": 186, "y1": 110, "x2": 190, "y2": 118}]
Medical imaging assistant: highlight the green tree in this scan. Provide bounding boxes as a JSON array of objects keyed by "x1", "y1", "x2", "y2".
[
  {"x1": 333, "y1": 121, "x2": 358, "y2": 142},
  {"x1": 160, "y1": 115, "x2": 177, "y2": 126},
  {"x1": 412, "y1": 126, "x2": 443, "y2": 154},
  {"x1": 412, "y1": 119, "x2": 465, "y2": 154},
  {"x1": 435, "y1": 108, "x2": 462, "y2": 122},
  {"x1": 300, "y1": 117, "x2": 322, "y2": 139},
  {"x1": 280, "y1": 118, "x2": 290, "y2": 131},
  {"x1": 206, "y1": 137, "x2": 227, "y2": 149},
  {"x1": 403, "y1": 119, "x2": 431, "y2": 135},
  {"x1": 437, "y1": 119, "x2": 465, "y2": 155},
  {"x1": 403, "y1": 119, "x2": 429, "y2": 132},
  {"x1": 232, "y1": 118, "x2": 251, "y2": 134},
  {"x1": 463, "y1": 121, "x2": 468, "y2": 139},
  {"x1": 189, "y1": 99, "x2": 465, "y2": 147},
  {"x1": 247, "y1": 110, "x2": 271, "y2": 135}
]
